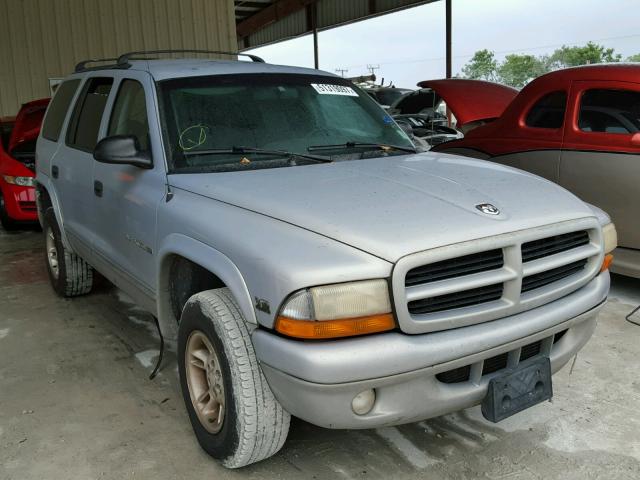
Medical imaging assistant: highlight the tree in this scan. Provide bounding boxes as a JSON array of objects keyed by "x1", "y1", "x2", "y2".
[
  {"x1": 497, "y1": 54, "x2": 548, "y2": 88},
  {"x1": 461, "y1": 49, "x2": 498, "y2": 81},
  {"x1": 627, "y1": 53, "x2": 640, "y2": 62},
  {"x1": 549, "y1": 41, "x2": 621, "y2": 68}
]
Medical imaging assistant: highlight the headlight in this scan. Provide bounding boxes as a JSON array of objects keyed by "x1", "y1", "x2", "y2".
[
  {"x1": 600, "y1": 223, "x2": 617, "y2": 272},
  {"x1": 603, "y1": 223, "x2": 617, "y2": 254},
  {"x1": 275, "y1": 279, "x2": 395, "y2": 339},
  {"x1": 3, "y1": 175, "x2": 35, "y2": 187}
]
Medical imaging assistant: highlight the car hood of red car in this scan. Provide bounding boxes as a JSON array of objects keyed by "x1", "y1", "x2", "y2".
[
  {"x1": 416, "y1": 79, "x2": 518, "y2": 127},
  {"x1": 8, "y1": 98, "x2": 50, "y2": 152}
]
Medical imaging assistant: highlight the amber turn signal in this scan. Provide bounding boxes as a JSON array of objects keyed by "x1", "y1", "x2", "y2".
[
  {"x1": 600, "y1": 253, "x2": 614, "y2": 272},
  {"x1": 275, "y1": 313, "x2": 396, "y2": 340}
]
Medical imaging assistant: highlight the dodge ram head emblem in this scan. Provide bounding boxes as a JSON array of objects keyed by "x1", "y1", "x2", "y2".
[{"x1": 476, "y1": 203, "x2": 500, "y2": 215}]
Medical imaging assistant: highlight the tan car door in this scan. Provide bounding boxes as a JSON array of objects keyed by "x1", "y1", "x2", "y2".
[{"x1": 560, "y1": 80, "x2": 640, "y2": 250}]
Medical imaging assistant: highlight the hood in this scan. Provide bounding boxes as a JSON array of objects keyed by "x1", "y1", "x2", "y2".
[
  {"x1": 168, "y1": 154, "x2": 595, "y2": 262},
  {"x1": 416, "y1": 79, "x2": 518, "y2": 127},
  {"x1": 8, "y1": 98, "x2": 50, "y2": 152}
]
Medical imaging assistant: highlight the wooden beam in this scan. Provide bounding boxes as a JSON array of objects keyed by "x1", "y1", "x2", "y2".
[{"x1": 237, "y1": 0, "x2": 317, "y2": 39}]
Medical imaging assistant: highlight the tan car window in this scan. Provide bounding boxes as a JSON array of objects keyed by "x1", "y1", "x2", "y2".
[{"x1": 579, "y1": 89, "x2": 640, "y2": 134}]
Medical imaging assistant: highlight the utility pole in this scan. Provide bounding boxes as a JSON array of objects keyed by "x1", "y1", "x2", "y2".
[
  {"x1": 366, "y1": 64, "x2": 380, "y2": 77},
  {"x1": 335, "y1": 68, "x2": 348, "y2": 77}
]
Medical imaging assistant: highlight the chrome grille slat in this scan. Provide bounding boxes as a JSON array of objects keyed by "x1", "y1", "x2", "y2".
[
  {"x1": 522, "y1": 259, "x2": 588, "y2": 293},
  {"x1": 393, "y1": 218, "x2": 603, "y2": 335},
  {"x1": 405, "y1": 267, "x2": 516, "y2": 302},
  {"x1": 408, "y1": 283, "x2": 503, "y2": 315},
  {"x1": 405, "y1": 249, "x2": 503, "y2": 286},
  {"x1": 521, "y1": 244, "x2": 599, "y2": 277},
  {"x1": 522, "y1": 230, "x2": 590, "y2": 262}
]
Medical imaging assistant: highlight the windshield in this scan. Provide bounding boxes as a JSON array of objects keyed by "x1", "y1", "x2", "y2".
[{"x1": 158, "y1": 74, "x2": 413, "y2": 173}]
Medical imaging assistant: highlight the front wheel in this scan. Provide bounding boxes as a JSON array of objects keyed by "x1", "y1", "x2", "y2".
[{"x1": 178, "y1": 288, "x2": 290, "y2": 468}]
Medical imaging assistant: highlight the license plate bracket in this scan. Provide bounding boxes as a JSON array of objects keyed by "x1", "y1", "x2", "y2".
[{"x1": 481, "y1": 356, "x2": 553, "y2": 423}]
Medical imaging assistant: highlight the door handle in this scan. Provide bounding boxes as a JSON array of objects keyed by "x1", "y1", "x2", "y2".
[
  {"x1": 94, "y1": 180, "x2": 103, "y2": 197},
  {"x1": 52, "y1": 165, "x2": 59, "y2": 179}
]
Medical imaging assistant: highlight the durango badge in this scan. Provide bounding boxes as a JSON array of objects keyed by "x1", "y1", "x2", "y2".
[{"x1": 476, "y1": 203, "x2": 500, "y2": 215}]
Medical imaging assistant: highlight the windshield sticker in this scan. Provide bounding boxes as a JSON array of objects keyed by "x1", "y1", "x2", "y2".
[
  {"x1": 310, "y1": 83, "x2": 359, "y2": 96},
  {"x1": 383, "y1": 115, "x2": 394, "y2": 124},
  {"x1": 179, "y1": 125, "x2": 209, "y2": 151}
]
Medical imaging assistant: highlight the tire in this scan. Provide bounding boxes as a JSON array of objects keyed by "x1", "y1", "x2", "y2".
[
  {"x1": 178, "y1": 288, "x2": 290, "y2": 468},
  {"x1": 42, "y1": 207, "x2": 93, "y2": 297},
  {"x1": 0, "y1": 190, "x2": 19, "y2": 231}
]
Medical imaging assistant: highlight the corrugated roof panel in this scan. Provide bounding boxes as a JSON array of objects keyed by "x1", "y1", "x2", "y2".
[
  {"x1": 240, "y1": 0, "x2": 436, "y2": 49},
  {"x1": 317, "y1": 0, "x2": 369, "y2": 29},
  {"x1": 250, "y1": 8, "x2": 308, "y2": 46}
]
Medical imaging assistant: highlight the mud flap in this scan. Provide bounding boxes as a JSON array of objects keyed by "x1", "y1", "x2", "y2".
[{"x1": 481, "y1": 357, "x2": 553, "y2": 423}]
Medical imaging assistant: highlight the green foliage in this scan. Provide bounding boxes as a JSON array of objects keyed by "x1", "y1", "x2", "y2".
[
  {"x1": 461, "y1": 49, "x2": 498, "y2": 81},
  {"x1": 497, "y1": 54, "x2": 548, "y2": 88},
  {"x1": 460, "y1": 42, "x2": 634, "y2": 88},
  {"x1": 548, "y1": 41, "x2": 621, "y2": 68}
]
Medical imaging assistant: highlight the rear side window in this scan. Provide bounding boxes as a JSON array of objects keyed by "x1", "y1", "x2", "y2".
[
  {"x1": 108, "y1": 80, "x2": 150, "y2": 152},
  {"x1": 41, "y1": 79, "x2": 81, "y2": 141},
  {"x1": 579, "y1": 89, "x2": 640, "y2": 134},
  {"x1": 66, "y1": 77, "x2": 114, "y2": 152},
  {"x1": 525, "y1": 91, "x2": 567, "y2": 129}
]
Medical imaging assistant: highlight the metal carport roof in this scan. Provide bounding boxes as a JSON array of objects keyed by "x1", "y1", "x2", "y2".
[{"x1": 235, "y1": 0, "x2": 439, "y2": 50}]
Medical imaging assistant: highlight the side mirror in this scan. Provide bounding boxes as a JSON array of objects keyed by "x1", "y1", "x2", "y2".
[
  {"x1": 93, "y1": 135, "x2": 152, "y2": 169},
  {"x1": 631, "y1": 132, "x2": 640, "y2": 147}
]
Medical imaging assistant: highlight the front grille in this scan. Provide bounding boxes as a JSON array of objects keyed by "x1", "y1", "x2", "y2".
[
  {"x1": 522, "y1": 259, "x2": 588, "y2": 293},
  {"x1": 436, "y1": 337, "x2": 550, "y2": 384},
  {"x1": 520, "y1": 340, "x2": 542, "y2": 361},
  {"x1": 522, "y1": 230, "x2": 589, "y2": 262},
  {"x1": 482, "y1": 352, "x2": 508, "y2": 375},
  {"x1": 18, "y1": 201, "x2": 36, "y2": 212},
  {"x1": 408, "y1": 283, "x2": 503, "y2": 314},
  {"x1": 405, "y1": 249, "x2": 503, "y2": 286},
  {"x1": 395, "y1": 220, "x2": 601, "y2": 334}
]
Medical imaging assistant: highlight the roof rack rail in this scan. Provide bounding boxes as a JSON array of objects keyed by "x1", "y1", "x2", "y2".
[
  {"x1": 116, "y1": 49, "x2": 265, "y2": 65},
  {"x1": 74, "y1": 58, "x2": 120, "y2": 73}
]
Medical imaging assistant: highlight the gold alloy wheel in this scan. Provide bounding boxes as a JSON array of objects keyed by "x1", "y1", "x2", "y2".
[
  {"x1": 46, "y1": 227, "x2": 59, "y2": 279},
  {"x1": 185, "y1": 330, "x2": 226, "y2": 434}
]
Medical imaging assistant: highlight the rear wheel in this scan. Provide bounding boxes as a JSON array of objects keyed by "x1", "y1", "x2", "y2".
[
  {"x1": 42, "y1": 207, "x2": 93, "y2": 297},
  {"x1": 178, "y1": 288, "x2": 290, "y2": 468},
  {"x1": 0, "y1": 191, "x2": 19, "y2": 231}
]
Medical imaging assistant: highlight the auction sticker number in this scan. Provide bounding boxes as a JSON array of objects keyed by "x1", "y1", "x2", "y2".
[{"x1": 311, "y1": 83, "x2": 358, "y2": 96}]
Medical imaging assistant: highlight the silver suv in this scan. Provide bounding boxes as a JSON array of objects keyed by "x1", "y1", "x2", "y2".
[{"x1": 35, "y1": 51, "x2": 616, "y2": 468}]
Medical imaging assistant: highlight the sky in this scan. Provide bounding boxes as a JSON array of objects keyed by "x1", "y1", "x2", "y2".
[{"x1": 247, "y1": 0, "x2": 640, "y2": 89}]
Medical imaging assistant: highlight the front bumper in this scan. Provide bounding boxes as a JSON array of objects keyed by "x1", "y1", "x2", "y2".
[
  {"x1": 1, "y1": 183, "x2": 37, "y2": 221},
  {"x1": 252, "y1": 272, "x2": 609, "y2": 429}
]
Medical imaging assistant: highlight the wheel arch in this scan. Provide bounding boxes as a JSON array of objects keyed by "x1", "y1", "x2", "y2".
[
  {"x1": 157, "y1": 234, "x2": 257, "y2": 342},
  {"x1": 35, "y1": 178, "x2": 72, "y2": 248}
]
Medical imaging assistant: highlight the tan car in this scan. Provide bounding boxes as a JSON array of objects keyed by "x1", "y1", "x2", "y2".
[{"x1": 427, "y1": 65, "x2": 639, "y2": 278}]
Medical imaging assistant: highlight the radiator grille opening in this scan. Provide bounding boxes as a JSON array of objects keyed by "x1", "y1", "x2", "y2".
[
  {"x1": 405, "y1": 249, "x2": 503, "y2": 287},
  {"x1": 408, "y1": 283, "x2": 503, "y2": 315},
  {"x1": 522, "y1": 231, "x2": 590, "y2": 262},
  {"x1": 519, "y1": 340, "x2": 542, "y2": 362},
  {"x1": 435, "y1": 338, "x2": 549, "y2": 384},
  {"x1": 521, "y1": 259, "x2": 588, "y2": 293},
  {"x1": 482, "y1": 352, "x2": 509, "y2": 375}
]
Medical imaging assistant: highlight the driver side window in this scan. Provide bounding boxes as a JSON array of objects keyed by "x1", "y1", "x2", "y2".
[{"x1": 108, "y1": 79, "x2": 150, "y2": 151}]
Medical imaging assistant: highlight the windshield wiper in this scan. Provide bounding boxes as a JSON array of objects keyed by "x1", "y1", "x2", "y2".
[
  {"x1": 182, "y1": 146, "x2": 332, "y2": 163},
  {"x1": 307, "y1": 141, "x2": 417, "y2": 154}
]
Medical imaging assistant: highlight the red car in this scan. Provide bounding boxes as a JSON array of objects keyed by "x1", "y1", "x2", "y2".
[
  {"x1": 427, "y1": 65, "x2": 640, "y2": 278},
  {"x1": 0, "y1": 98, "x2": 49, "y2": 229}
]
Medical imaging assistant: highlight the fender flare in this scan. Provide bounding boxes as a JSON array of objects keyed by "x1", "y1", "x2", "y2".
[
  {"x1": 35, "y1": 176, "x2": 73, "y2": 250},
  {"x1": 156, "y1": 233, "x2": 257, "y2": 342}
]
